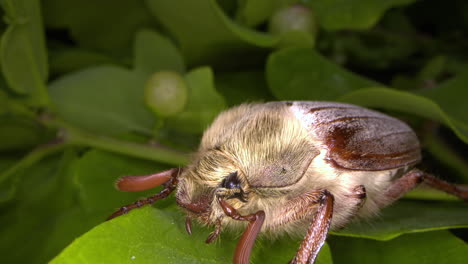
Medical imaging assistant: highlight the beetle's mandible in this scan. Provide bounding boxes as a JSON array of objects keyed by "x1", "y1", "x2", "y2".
[{"x1": 108, "y1": 101, "x2": 468, "y2": 264}]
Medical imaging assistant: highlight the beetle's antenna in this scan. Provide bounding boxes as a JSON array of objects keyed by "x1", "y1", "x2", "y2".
[
  {"x1": 107, "y1": 169, "x2": 180, "y2": 220},
  {"x1": 115, "y1": 168, "x2": 180, "y2": 192}
]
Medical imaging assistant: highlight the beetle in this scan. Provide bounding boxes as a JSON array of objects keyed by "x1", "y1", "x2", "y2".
[{"x1": 108, "y1": 101, "x2": 468, "y2": 264}]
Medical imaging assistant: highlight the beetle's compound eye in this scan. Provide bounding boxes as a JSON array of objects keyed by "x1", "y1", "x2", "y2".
[
  {"x1": 221, "y1": 171, "x2": 241, "y2": 189},
  {"x1": 219, "y1": 171, "x2": 247, "y2": 202}
]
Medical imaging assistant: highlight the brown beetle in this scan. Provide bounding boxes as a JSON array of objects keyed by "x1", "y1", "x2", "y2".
[{"x1": 108, "y1": 101, "x2": 468, "y2": 264}]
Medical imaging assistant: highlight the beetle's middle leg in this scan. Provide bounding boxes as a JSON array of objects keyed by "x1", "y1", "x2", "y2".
[{"x1": 378, "y1": 168, "x2": 468, "y2": 208}]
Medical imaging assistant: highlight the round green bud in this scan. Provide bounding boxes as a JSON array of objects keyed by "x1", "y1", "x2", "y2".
[
  {"x1": 144, "y1": 71, "x2": 188, "y2": 117},
  {"x1": 268, "y1": 5, "x2": 317, "y2": 38}
]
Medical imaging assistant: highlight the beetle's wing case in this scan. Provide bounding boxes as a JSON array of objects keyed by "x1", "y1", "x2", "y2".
[{"x1": 289, "y1": 101, "x2": 421, "y2": 171}]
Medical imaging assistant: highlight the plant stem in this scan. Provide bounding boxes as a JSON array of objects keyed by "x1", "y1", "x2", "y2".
[{"x1": 44, "y1": 118, "x2": 190, "y2": 166}]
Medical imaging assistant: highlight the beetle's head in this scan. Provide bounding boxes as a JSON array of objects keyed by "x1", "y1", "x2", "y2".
[{"x1": 175, "y1": 148, "x2": 249, "y2": 224}]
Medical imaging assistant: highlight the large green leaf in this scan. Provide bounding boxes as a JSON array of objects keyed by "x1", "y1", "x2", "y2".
[
  {"x1": 0, "y1": 115, "x2": 47, "y2": 151},
  {"x1": 0, "y1": 0, "x2": 49, "y2": 104},
  {"x1": 48, "y1": 66, "x2": 155, "y2": 135},
  {"x1": 421, "y1": 69, "x2": 468, "y2": 127},
  {"x1": 266, "y1": 47, "x2": 378, "y2": 100},
  {"x1": 133, "y1": 29, "x2": 185, "y2": 75},
  {"x1": 306, "y1": 0, "x2": 417, "y2": 30},
  {"x1": 49, "y1": 47, "x2": 116, "y2": 76},
  {"x1": 145, "y1": 0, "x2": 278, "y2": 66},
  {"x1": 235, "y1": 0, "x2": 298, "y2": 27},
  {"x1": 337, "y1": 200, "x2": 468, "y2": 240},
  {"x1": 41, "y1": 150, "x2": 171, "y2": 263},
  {"x1": 51, "y1": 205, "x2": 333, "y2": 264},
  {"x1": 0, "y1": 148, "x2": 171, "y2": 264},
  {"x1": 42, "y1": 0, "x2": 154, "y2": 58},
  {"x1": 215, "y1": 71, "x2": 274, "y2": 106},
  {"x1": 0, "y1": 152, "x2": 76, "y2": 264},
  {"x1": 330, "y1": 230, "x2": 468, "y2": 264}
]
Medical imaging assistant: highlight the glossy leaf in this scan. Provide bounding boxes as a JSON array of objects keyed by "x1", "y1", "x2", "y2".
[
  {"x1": 51, "y1": 205, "x2": 333, "y2": 264},
  {"x1": 40, "y1": 150, "x2": 172, "y2": 263},
  {"x1": 215, "y1": 71, "x2": 274, "y2": 106},
  {"x1": 306, "y1": 0, "x2": 417, "y2": 30},
  {"x1": 330, "y1": 230, "x2": 468, "y2": 264},
  {"x1": 236, "y1": 0, "x2": 275, "y2": 27},
  {"x1": 0, "y1": 0, "x2": 49, "y2": 104},
  {"x1": 0, "y1": 115, "x2": 47, "y2": 151},
  {"x1": 42, "y1": 0, "x2": 154, "y2": 57},
  {"x1": 421, "y1": 69, "x2": 468, "y2": 127},
  {"x1": 49, "y1": 48, "x2": 116, "y2": 76},
  {"x1": 337, "y1": 200, "x2": 468, "y2": 240},
  {"x1": 267, "y1": 47, "x2": 378, "y2": 100},
  {"x1": 133, "y1": 29, "x2": 185, "y2": 75},
  {"x1": 145, "y1": 0, "x2": 278, "y2": 65},
  {"x1": 48, "y1": 66, "x2": 155, "y2": 135},
  {"x1": 0, "y1": 152, "x2": 76, "y2": 264}
]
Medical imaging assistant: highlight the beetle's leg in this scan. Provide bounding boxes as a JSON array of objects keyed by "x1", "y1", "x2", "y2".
[
  {"x1": 115, "y1": 168, "x2": 180, "y2": 192},
  {"x1": 205, "y1": 218, "x2": 223, "y2": 243},
  {"x1": 380, "y1": 168, "x2": 468, "y2": 207},
  {"x1": 290, "y1": 190, "x2": 334, "y2": 264},
  {"x1": 107, "y1": 171, "x2": 179, "y2": 220},
  {"x1": 185, "y1": 217, "x2": 193, "y2": 235},
  {"x1": 217, "y1": 196, "x2": 266, "y2": 264}
]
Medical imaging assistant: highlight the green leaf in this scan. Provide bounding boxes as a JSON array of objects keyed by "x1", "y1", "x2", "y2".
[
  {"x1": 215, "y1": 71, "x2": 274, "y2": 106},
  {"x1": 0, "y1": 151, "x2": 76, "y2": 264},
  {"x1": 306, "y1": 0, "x2": 417, "y2": 30},
  {"x1": 0, "y1": 0, "x2": 49, "y2": 105},
  {"x1": 329, "y1": 230, "x2": 468, "y2": 264},
  {"x1": 337, "y1": 200, "x2": 468, "y2": 240},
  {"x1": 145, "y1": 0, "x2": 278, "y2": 65},
  {"x1": 51, "y1": 206, "x2": 234, "y2": 264},
  {"x1": 48, "y1": 65, "x2": 155, "y2": 136},
  {"x1": 166, "y1": 67, "x2": 226, "y2": 134},
  {"x1": 0, "y1": 115, "x2": 47, "y2": 151},
  {"x1": 133, "y1": 29, "x2": 185, "y2": 75},
  {"x1": 421, "y1": 69, "x2": 468, "y2": 127},
  {"x1": 235, "y1": 0, "x2": 276, "y2": 27},
  {"x1": 423, "y1": 134, "x2": 468, "y2": 183},
  {"x1": 72, "y1": 149, "x2": 171, "y2": 214},
  {"x1": 0, "y1": 149, "x2": 170, "y2": 264},
  {"x1": 41, "y1": 150, "x2": 172, "y2": 263},
  {"x1": 42, "y1": 0, "x2": 154, "y2": 58},
  {"x1": 338, "y1": 87, "x2": 468, "y2": 143},
  {"x1": 49, "y1": 47, "x2": 116, "y2": 76},
  {"x1": 267, "y1": 47, "x2": 378, "y2": 100},
  {"x1": 51, "y1": 205, "x2": 333, "y2": 264}
]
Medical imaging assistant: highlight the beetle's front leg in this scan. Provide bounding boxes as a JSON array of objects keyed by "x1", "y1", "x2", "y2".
[{"x1": 290, "y1": 190, "x2": 334, "y2": 264}]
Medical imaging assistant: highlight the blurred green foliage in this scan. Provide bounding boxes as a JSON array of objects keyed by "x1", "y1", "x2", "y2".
[{"x1": 0, "y1": 0, "x2": 467, "y2": 263}]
